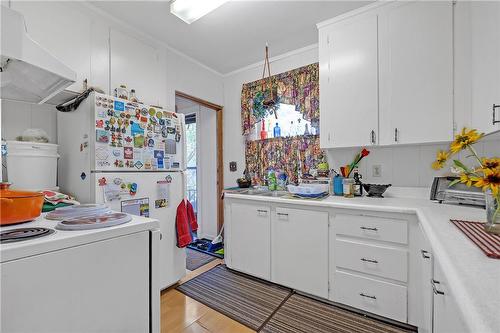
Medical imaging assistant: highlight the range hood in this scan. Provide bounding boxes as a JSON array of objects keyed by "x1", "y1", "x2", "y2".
[{"x1": 0, "y1": 6, "x2": 76, "y2": 104}]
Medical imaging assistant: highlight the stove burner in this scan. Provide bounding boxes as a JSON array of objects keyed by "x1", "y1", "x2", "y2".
[{"x1": 0, "y1": 227, "x2": 55, "y2": 244}]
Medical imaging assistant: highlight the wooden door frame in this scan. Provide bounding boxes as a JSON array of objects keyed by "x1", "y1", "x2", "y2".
[{"x1": 175, "y1": 91, "x2": 224, "y2": 235}]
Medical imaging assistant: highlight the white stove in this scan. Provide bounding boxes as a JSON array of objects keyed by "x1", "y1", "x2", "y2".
[{"x1": 0, "y1": 213, "x2": 160, "y2": 333}]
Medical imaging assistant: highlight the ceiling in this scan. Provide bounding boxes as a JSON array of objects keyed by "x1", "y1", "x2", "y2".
[{"x1": 89, "y1": 1, "x2": 370, "y2": 75}]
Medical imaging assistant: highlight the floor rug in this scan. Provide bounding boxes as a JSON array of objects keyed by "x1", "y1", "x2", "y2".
[
  {"x1": 176, "y1": 265, "x2": 292, "y2": 330},
  {"x1": 260, "y1": 293, "x2": 416, "y2": 333},
  {"x1": 186, "y1": 248, "x2": 217, "y2": 271}
]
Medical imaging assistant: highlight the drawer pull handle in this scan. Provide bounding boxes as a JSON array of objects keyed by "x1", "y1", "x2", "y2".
[
  {"x1": 421, "y1": 250, "x2": 431, "y2": 259},
  {"x1": 360, "y1": 226, "x2": 378, "y2": 231},
  {"x1": 277, "y1": 213, "x2": 289, "y2": 217},
  {"x1": 359, "y1": 293, "x2": 377, "y2": 300},
  {"x1": 431, "y1": 279, "x2": 444, "y2": 295},
  {"x1": 361, "y1": 258, "x2": 378, "y2": 264},
  {"x1": 257, "y1": 209, "x2": 268, "y2": 214}
]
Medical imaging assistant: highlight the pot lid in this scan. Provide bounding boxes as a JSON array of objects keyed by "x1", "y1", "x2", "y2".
[{"x1": 0, "y1": 183, "x2": 44, "y2": 198}]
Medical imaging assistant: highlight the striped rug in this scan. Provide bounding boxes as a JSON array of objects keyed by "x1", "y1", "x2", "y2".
[
  {"x1": 260, "y1": 293, "x2": 415, "y2": 333},
  {"x1": 186, "y1": 248, "x2": 216, "y2": 271},
  {"x1": 176, "y1": 265, "x2": 292, "y2": 330}
]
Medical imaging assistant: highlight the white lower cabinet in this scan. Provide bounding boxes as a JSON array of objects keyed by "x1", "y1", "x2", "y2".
[
  {"x1": 432, "y1": 258, "x2": 467, "y2": 333},
  {"x1": 271, "y1": 207, "x2": 329, "y2": 298},
  {"x1": 229, "y1": 201, "x2": 271, "y2": 280},
  {"x1": 334, "y1": 271, "x2": 407, "y2": 323}
]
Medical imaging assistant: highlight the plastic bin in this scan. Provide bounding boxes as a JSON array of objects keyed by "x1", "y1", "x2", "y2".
[{"x1": 6, "y1": 141, "x2": 59, "y2": 190}]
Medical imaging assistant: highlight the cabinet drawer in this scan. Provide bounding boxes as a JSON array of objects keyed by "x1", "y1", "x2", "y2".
[
  {"x1": 335, "y1": 239, "x2": 408, "y2": 282},
  {"x1": 335, "y1": 214, "x2": 408, "y2": 244},
  {"x1": 334, "y1": 270, "x2": 407, "y2": 323}
]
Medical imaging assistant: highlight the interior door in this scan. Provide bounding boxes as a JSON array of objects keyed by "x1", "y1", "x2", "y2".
[
  {"x1": 92, "y1": 171, "x2": 186, "y2": 289},
  {"x1": 325, "y1": 12, "x2": 379, "y2": 148}
]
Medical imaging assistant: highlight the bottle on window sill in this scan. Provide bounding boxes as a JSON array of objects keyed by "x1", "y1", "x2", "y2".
[
  {"x1": 260, "y1": 121, "x2": 267, "y2": 140},
  {"x1": 273, "y1": 122, "x2": 281, "y2": 138}
]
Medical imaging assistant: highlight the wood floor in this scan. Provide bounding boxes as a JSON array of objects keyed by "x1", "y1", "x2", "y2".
[{"x1": 161, "y1": 259, "x2": 255, "y2": 333}]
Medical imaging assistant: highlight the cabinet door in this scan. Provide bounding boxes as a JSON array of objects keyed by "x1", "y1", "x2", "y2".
[
  {"x1": 110, "y1": 28, "x2": 161, "y2": 106},
  {"x1": 432, "y1": 258, "x2": 467, "y2": 333},
  {"x1": 320, "y1": 13, "x2": 379, "y2": 148},
  {"x1": 230, "y1": 202, "x2": 271, "y2": 280},
  {"x1": 408, "y1": 224, "x2": 433, "y2": 333},
  {"x1": 11, "y1": 1, "x2": 91, "y2": 93},
  {"x1": 470, "y1": 1, "x2": 500, "y2": 134},
  {"x1": 378, "y1": 1, "x2": 453, "y2": 145},
  {"x1": 271, "y1": 207, "x2": 329, "y2": 298}
]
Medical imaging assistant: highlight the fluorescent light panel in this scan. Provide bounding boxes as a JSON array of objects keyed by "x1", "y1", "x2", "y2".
[{"x1": 170, "y1": 0, "x2": 228, "y2": 24}]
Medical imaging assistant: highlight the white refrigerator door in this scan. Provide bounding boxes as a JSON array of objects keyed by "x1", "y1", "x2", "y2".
[
  {"x1": 92, "y1": 171, "x2": 186, "y2": 289},
  {"x1": 92, "y1": 92, "x2": 185, "y2": 172}
]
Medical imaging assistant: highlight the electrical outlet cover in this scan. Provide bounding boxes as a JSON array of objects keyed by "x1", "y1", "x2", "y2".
[
  {"x1": 229, "y1": 161, "x2": 237, "y2": 172},
  {"x1": 372, "y1": 165, "x2": 382, "y2": 177}
]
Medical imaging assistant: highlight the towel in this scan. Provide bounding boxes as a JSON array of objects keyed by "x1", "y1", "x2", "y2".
[{"x1": 176, "y1": 199, "x2": 198, "y2": 248}]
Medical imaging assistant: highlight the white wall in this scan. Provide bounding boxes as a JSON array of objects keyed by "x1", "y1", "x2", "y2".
[
  {"x1": 222, "y1": 44, "x2": 500, "y2": 189},
  {"x1": 0, "y1": 1, "x2": 224, "y2": 145},
  {"x1": 222, "y1": 45, "x2": 319, "y2": 187}
]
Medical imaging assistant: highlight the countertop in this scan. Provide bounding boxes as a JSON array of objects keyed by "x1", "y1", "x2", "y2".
[
  {"x1": 0, "y1": 213, "x2": 160, "y2": 263},
  {"x1": 224, "y1": 188, "x2": 500, "y2": 333}
]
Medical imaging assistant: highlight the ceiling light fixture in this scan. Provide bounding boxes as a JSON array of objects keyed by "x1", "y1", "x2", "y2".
[{"x1": 170, "y1": 0, "x2": 228, "y2": 24}]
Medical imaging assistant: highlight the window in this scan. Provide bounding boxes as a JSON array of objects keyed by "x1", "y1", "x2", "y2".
[{"x1": 249, "y1": 103, "x2": 318, "y2": 141}]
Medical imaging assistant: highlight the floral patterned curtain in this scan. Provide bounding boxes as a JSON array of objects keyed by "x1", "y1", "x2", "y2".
[
  {"x1": 245, "y1": 135, "x2": 321, "y2": 185},
  {"x1": 241, "y1": 63, "x2": 319, "y2": 136}
]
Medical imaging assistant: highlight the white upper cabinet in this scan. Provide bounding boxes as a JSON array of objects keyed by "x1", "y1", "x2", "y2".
[
  {"x1": 378, "y1": 1, "x2": 453, "y2": 145},
  {"x1": 455, "y1": 1, "x2": 500, "y2": 135},
  {"x1": 319, "y1": 12, "x2": 379, "y2": 148},
  {"x1": 11, "y1": 1, "x2": 92, "y2": 93},
  {"x1": 110, "y1": 29, "x2": 162, "y2": 106}
]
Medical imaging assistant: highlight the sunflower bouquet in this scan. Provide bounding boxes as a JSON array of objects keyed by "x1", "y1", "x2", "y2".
[{"x1": 432, "y1": 128, "x2": 500, "y2": 233}]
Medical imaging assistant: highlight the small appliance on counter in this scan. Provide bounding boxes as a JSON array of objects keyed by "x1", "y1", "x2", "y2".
[{"x1": 430, "y1": 176, "x2": 485, "y2": 207}]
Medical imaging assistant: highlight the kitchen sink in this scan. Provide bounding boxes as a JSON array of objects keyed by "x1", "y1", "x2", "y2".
[
  {"x1": 260, "y1": 191, "x2": 289, "y2": 198},
  {"x1": 233, "y1": 189, "x2": 289, "y2": 197}
]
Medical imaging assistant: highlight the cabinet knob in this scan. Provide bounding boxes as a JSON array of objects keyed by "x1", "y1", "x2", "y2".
[
  {"x1": 421, "y1": 249, "x2": 431, "y2": 259},
  {"x1": 493, "y1": 104, "x2": 500, "y2": 125}
]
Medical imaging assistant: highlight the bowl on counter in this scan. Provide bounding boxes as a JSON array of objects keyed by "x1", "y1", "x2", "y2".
[
  {"x1": 237, "y1": 178, "x2": 252, "y2": 188},
  {"x1": 362, "y1": 183, "x2": 392, "y2": 198},
  {"x1": 0, "y1": 182, "x2": 44, "y2": 225}
]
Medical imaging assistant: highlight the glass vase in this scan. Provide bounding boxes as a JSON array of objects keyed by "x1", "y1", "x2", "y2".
[{"x1": 484, "y1": 190, "x2": 500, "y2": 234}]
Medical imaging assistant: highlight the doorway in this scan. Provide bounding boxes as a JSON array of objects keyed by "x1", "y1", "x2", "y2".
[{"x1": 175, "y1": 92, "x2": 223, "y2": 241}]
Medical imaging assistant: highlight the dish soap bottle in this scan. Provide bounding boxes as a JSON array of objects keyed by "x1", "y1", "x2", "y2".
[
  {"x1": 273, "y1": 122, "x2": 281, "y2": 138},
  {"x1": 260, "y1": 121, "x2": 267, "y2": 140},
  {"x1": 268, "y1": 170, "x2": 277, "y2": 191}
]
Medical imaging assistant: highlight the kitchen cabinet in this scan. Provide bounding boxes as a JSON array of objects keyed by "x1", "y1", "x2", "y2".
[
  {"x1": 319, "y1": 12, "x2": 379, "y2": 148},
  {"x1": 110, "y1": 28, "x2": 162, "y2": 106},
  {"x1": 378, "y1": 1, "x2": 453, "y2": 145},
  {"x1": 11, "y1": 1, "x2": 92, "y2": 93},
  {"x1": 455, "y1": 1, "x2": 500, "y2": 135},
  {"x1": 229, "y1": 201, "x2": 271, "y2": 280},
  {"x1": 432, "y1": 258, "x2": 467, "y2": 333},
  {"x1": 408, "y1": 223, "x2": 433, "y2": 333},
  {"x1": 271, "y1": 207, "x2": 329, "y2": 298}
]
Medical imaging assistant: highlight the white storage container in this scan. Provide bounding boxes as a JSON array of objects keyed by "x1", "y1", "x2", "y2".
[{"x1": 6, "y1": 141, "x2": 59, "y2": 190}]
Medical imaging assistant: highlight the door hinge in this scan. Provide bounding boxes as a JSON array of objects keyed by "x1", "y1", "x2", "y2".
[
  {"x1": 327, "y1": 35, "x2": 330, "y2": 45},
  {"x1": 328, "y1": 281, "x2": 331, "y2": 292}
]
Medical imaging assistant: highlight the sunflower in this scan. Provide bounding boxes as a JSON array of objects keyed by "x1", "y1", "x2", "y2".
[
  {"x1": 474, "y1": 168, "x2": 500, "y2": 196},
  {"x1": 460, "y1": 173, "x2": 476, "y2": 187},
  {"x1": 450, "y1": 128, "x2": 484, "y2": 153},
  {"x1": 431, "y1": 150, "x2": 450, "y2": 170},
  {"x1": 481, "y1": 157, "x2": 500, "y2": 170}
]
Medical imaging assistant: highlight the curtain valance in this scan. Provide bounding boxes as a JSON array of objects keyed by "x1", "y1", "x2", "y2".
[{"x1": 240, "y1": 62, "x2": 319, "y2": 136}]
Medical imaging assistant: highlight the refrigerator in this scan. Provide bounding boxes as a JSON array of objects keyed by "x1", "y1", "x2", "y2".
[{"x1": 58, "y1": 92, "x2": 186, "y2": 289}]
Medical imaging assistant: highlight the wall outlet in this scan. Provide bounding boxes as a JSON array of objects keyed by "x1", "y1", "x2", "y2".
[
  {"x1": 372, "y1": 165, "x2": 382, "y2": 177},
  {"x1": 229, "y1": 161, "x2": 237, "y2": 172}
]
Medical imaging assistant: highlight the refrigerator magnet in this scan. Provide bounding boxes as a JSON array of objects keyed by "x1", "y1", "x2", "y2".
[
  {"x1": 124, "y1": 147, "x2": 133, "y2": 159},
  {"x1": 96, "y1": 129, "x2": 109, "y2": 143}
]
